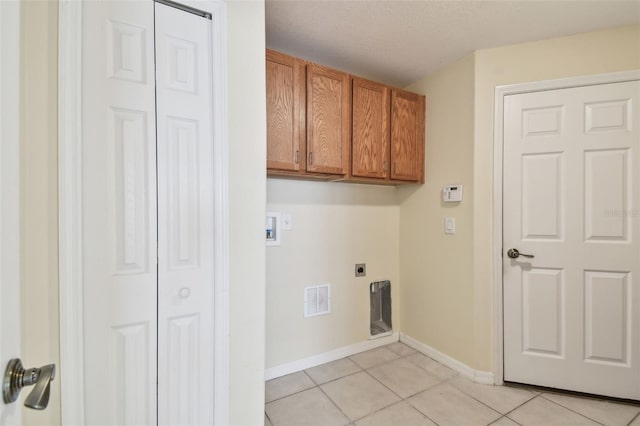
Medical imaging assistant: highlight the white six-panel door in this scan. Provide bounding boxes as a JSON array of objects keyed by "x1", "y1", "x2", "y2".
[
  {"x1": 82, "y1": 1, "x2": 215, "y2": 424},
  {"x1": 155, "y1": 3, "x2": 214, "y2": 425},
  {"x1": 503, "y1": 80, "x2": 640, "y2": 399},
  {"x1": 83, "y1": 1, "x2": 158, "y2": 423}
]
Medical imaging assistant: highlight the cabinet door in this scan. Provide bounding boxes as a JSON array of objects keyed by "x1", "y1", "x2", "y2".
[
  {"x1": 266, "y1": 50, "x2": 305, "y2": 171},
  {"x1": 352, "y1": 78, "x2": 389, "y2": 178},
  {"x1": 391, "y1": 89, "x2": 425, "y2": 182},
  {"x1": 306, "y1": 63, "x2": 350, "y2": 174}
]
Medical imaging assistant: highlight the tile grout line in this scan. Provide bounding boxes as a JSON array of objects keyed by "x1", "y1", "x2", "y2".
[
  {"x1": 537, "y1": 393, "x2": 608, "y2": 426},
  {"x1": 343, "y1": 344, "x2": 447, "y2": 425},
  {"x1": 264, "y1": 344, "x2": 470, "y2": 425},
  {"x1": 445, "y1": 377, "x2": 536, "y2": 419},
  {"x1": 499, "y1": 394, "x2": 543, "y2": 421},
  {"x1": 308, "y1": 365, "x2": 364, "y2": 387},
  {"x1": 264, "y1": 351, "x2": 399, "y2": 409},
  {"x1": 264, "y1": 377, "x2": 317, "y2": 405},
  {"x1": 264, "y1": 344, "x2": 445, "y2": 404},
  {"x1": 403, "y1": 398, "x2": 441, "y2": 426},
  {"x1": 356, "y1": 398, "x2": 442, "y2": 426},
  {"x1": 363, "y1": 358, "x2": 444, "y2": 397},
  {"x1": 434, "y1": 379, "x2": 505, "y2": 422},
  {"x1": 317, "y1": 346, "x2": 442, "y2": 425},
  {"x1": 268, "y1": 343, "x2": 633, "y2": 426},
  {"x1": 348, "y1": 348, "x2": 401, "y2": 370},
  {"x1": 360, "y1": 364, "x2": 446, "y2": 425},
  {"x1": 302, "y1": 369, "x2": 316, "y2": 385},
  {"x1": 404, "y1": 356, "x2": 465, "y2": 384},
  {"x1": 264, "y1": 410, "x2": 273, "y2": 426},
  {"x1": 266, "y1": 368, "x2": 354, "y2": 426},
  {"x1": 361, "y1": 369, "x2": 412, "y2": 409},
  {"x1": 488, "y1": 415, "x2": 522, "y2": 426},
  {"x1": 265, "y1": 365, "x2": 365, "y2": 405},
  {"x1": 314, "y1": 374, "x2": 356, "y2": 425},
  {"x1": 353, "y1": 370, "x2": 443, "y2": 426},
  {"x1": 322, "y1": 368, "x2": 403, "y2": 423}
]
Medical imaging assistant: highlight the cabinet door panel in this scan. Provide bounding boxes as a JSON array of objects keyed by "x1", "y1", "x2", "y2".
[
  {"x1": 307, "y1": 63, "x2": 350, "y2": 174},
  {"x1": 352, "y1": 78, "x2": 389, "y2": 178},
  {"x1": 266, "y1": 50, "x2": 305, "y2": 171},
  {"x1": 391, "y1": 90, "x2": 425, "y2": 182}
]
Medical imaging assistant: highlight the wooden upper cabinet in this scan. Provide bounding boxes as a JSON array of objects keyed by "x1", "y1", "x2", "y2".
[
  {"x1": 306, "y1": 63, "x2": 350, "y2": 175},
  {"x1": 265, "y1": 49, "x2": 425, "y2": 185},
  {"x1": 266, "y1": 50, "x2": 306, "y2": 172},
  {"x1": 390, "y1": 89, "x2": 425, "y2": 182},
  {"x1": 351, "y1": 78, "x2": 390, "y2": 179}
]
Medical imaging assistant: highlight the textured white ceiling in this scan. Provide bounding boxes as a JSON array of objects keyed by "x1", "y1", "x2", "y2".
[{"x1": 266, "y1": 0, "x2": 640, "y2": 87}]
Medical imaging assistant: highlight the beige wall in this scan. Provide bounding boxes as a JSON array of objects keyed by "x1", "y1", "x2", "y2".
[
  {"x1": 227, "y1": 1, "x2": 267, "y2": 424},
  {"x1": 266, "y1": 180, "x2": 399, "y2": 369},
  {"x1": 20, "y1": 1, "x2": 60, "y2": 425},
  {"x1": 399, "y1": 54, "x2": 476, "y2": 367},
  {"x1": 399, "y1": 24, "x2": 640, "y2": 374}
]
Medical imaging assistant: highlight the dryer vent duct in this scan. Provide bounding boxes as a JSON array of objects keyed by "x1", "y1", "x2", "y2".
[{"x1": 370, "y1": 280, "x2": 391, "y2": 337}]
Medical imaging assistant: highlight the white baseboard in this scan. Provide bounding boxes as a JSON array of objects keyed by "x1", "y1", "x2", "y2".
[
  {"x1": 265, "y1": 332, "x2": 400, "y2": 381},
  {"x1": 264, "y1": 332, "x2": 495, "y2": 385},
  {"x1": 474, "y1": 370, "x2": 496, "y2": 385},
  {"x1": 400, "y1": 333, "x2": 495, "y2": 385}
]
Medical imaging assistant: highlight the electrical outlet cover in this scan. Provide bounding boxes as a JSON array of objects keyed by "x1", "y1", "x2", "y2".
[{"x1": 282, "y1": 213, "x2": 293, "y2": 230}]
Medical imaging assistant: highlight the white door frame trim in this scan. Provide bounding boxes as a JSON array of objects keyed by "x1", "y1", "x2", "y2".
[
  {"x1": 58, "y1": 1, "x2": 230, "y2": 424},
  {"x1": 58, "y1": 0, "x2": 84, "y2": 423},
  {"x1": 492, "y1": 69, "x2": 640, "y2": 385},
  {"x1": 0, "y1": 1, "x2": 22, "y2": 422}
]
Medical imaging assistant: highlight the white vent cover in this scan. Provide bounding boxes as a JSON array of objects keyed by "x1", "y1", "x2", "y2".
[{"x1": 304, "y1": 284, "x2": 330, "y2": 318}]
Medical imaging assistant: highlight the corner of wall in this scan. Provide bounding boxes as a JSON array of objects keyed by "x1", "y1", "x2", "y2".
[
  {"x1": 398, "y1": 53, "x2": 477, "y2": 369},
  {"x1": 226, "y1": 1, "x2": 267, "y2": 425}
]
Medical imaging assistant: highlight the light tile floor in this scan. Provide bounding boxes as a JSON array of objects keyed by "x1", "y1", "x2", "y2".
[{"x1": 265, "y1": 342, "x2": 640, "y2": 426}]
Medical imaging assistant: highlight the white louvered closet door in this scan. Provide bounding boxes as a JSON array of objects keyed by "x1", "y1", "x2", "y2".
[{"x1": 82, "y1": 1, "x2": 215, "y2": 424}]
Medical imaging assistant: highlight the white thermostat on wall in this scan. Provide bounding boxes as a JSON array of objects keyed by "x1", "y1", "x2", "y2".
[{"x1": 443, "y1": 185, "x2": 463, "y2": 202}]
